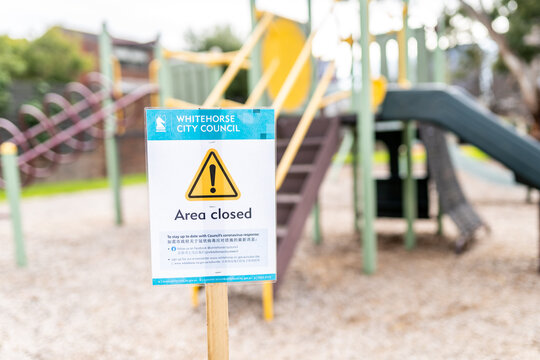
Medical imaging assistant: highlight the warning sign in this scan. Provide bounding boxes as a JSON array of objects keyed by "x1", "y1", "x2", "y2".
[
  {"x1": 145, "y1": 108, "x2": 276, "y2": 285},
  {"x1": 186, "y1": 149, "x2": 240, "y2": 201}
]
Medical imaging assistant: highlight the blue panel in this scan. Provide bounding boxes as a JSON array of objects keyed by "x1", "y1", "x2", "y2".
[{"x1": 146, "y1": 108, "x2": 275, "y2": 141}]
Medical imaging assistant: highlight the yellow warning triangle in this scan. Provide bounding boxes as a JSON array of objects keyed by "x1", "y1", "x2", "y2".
[{"x1": 186, "y1": 148, "x2": 240, "y2": 201}]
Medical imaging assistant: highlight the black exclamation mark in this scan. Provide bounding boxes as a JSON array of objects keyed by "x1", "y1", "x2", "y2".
[{"x1": 209, "y1": 164, "x2": 216, "y2": 193}]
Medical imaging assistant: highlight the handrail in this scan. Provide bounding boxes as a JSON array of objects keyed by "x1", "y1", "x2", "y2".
[
  {"x1": 203, "y1": 12, "x2": 274, "y2": 108},
  {"x1": 319, "y1": 90, "x2": 351, "y2": 109},
  {"x1": 245, "y1": 58, "x2": 279, "y2": 108},
  {"x1": 163, "y1": 49, "x2": 250, "y2": 68},
  {"x1": 275, "y1": 61, "x2": 336, "y2": 190}
]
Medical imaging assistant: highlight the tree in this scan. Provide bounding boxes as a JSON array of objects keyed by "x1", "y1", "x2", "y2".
[
  {"x1": 0, "y1": 27, "x2": 93, "y2": 117},
  {"x1": 453, "y1": 0, "x2": 540, "y2": 137},
  {"x1": 184, "y1": 25, "x2": 248, "y2": 102},
  {"x1": 0, "y1": 36, "x2": 28, "y2": 116},
  {"x1": 24, "y1": 27, "x2": 93, "y2": 83}
]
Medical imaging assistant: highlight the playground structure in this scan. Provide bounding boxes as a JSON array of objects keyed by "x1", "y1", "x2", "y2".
[{"x1": 1, "y1": 0, "x2": 540, "y2": 323}]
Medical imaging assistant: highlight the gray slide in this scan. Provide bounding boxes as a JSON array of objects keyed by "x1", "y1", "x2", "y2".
[{"x1": 379, "y1": 85, "x2": 540, "y2": 190}]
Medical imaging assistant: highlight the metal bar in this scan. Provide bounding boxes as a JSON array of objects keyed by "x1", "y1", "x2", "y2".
[
  {"x1": 1, "y1": 142, "x2": 26, "y2": 267},
  {"x1": 357, "y1": 0, "x2": 377, "y2": 274},
  {"x1": 18, "y1": 84, "x2": 158, "y2": 164},
  {"x1": 203, "y1": 12, "x2": 274, "y2": 108}
]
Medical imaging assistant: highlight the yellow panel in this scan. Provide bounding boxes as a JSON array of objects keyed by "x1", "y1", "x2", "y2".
[
  {"x1": 262, "y1": 18, "x2": 311, "y2": 111},
  {"x1": 372, "y1": 76, "x2": 388, "y2": 109}
]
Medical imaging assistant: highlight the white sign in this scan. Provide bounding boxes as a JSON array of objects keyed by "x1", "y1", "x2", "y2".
[{"x1": 145, "y1": 109, "x2": 276, "y2": 285}]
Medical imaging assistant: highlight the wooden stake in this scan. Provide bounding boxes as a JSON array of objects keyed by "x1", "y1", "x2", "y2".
[{"x1": 206, "y1": 283, "x2": 229, "y2": 360}]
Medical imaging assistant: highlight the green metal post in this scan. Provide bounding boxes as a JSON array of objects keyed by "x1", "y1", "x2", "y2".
[
  {"x1": 99, "y1": 23, "x2": 123, "y2": 225},
  {"x1": 403, "y1": 121, "x2": 416, "y2": 249},
  {"x1": 312, "y1": 198, "x2": 322, "y2": 245},
  {"x1": 352, "y1": 129, "x2": 361, "y2": 233},
  {"x1": 306, "y1": 0, "x2": 323, "y2": 243},
  {"x1": 415, "y1": 29, "x2": 429, "y2": 83},
  {"x1": 357, "y1": 0, "x2": 377, "y2": 274},
  {"x1": 154, "y1": 37, "x2": 173, "y2": 107},
  {"x1": 434, "y1": 15, "x2": 447, "y2": 84},
  {"x1": 401, "y1": 0, "x2": 416, "y2": 250},
  {"x1": 379, "y1": 39, "x2": 389, "y2": 79},
  {"x1": 350, "y1": 52, "x2": 361, "y2": 234},
  {"x1": 249, "y1": 0, "x2": 264, "y2": 105},
  {"x1": 1, "y1": 142, "x2": 26, "y2": 267}
]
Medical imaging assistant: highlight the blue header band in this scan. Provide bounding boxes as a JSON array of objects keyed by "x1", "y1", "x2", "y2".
[{"x1": 146, "y1": 108, "x2": 275, "y2": 141}]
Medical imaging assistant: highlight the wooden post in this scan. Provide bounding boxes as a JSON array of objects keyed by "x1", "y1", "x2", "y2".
[{"x1": 206, "y1": 283, "x2": 229, "y2": 360}]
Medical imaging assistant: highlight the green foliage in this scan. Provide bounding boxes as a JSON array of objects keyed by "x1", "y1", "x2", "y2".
[
  {"x1": 490, "y1": 0, "x2": 540, "y2": 64},
  {"x1": 0, "y1": 27, "x2": 93, "y2": 117},
  {"x1": 0, "y1": 36, "x2": 28, "y2": 115},
  {"x1": 448, "y1": 0, "x2": 540, "y2": 65},
  {"x1": 454, "y1": 45, "x2": 484, "y2": 80},
  {"x1": 184, "y1": 25, "x2": 248, "y2": 102},
  {"x1": 24, "y1": 27, "x2": 93, "y2": 82}
]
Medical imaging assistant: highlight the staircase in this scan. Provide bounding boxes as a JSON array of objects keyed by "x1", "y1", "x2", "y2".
[{"x1": 275, "y1": 115, "x2": 340, "y2": 291}]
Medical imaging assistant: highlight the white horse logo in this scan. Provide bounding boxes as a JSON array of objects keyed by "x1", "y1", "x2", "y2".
[{"x1": 156, "y1": 116, "x2": 166, "y2": 132}]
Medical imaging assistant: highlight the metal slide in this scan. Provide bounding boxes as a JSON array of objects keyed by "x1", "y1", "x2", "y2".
[{"x1": 379, "y1": 85, "x2": 540, "y2": 190}]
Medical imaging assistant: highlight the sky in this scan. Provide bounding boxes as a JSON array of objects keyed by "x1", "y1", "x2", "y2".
[
  {"x1": 3, "y1": 0, "x2": 489, "y2": 80},
  {"x1": 1, "y1": 0, "x2": 449, "y2": 50}
]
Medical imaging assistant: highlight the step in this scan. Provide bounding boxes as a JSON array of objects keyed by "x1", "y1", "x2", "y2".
[
  {"x1": 287, "y1": 164, "x2": 315, "y2": 174},
  {"x1": 276, "y1": 136, "x2": 325, "y2": 148},
  {"x1": 276, "y1": 193, "x2": 302, "y2": 204}
]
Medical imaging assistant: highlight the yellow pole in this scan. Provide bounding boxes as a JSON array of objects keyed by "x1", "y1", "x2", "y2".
[
  {"x1": 318, "y1": 90, "x2": 351, "y2": 109},
  {"x1": 245, "y1": 58, "x2": 279, "y2": 108},
  {"x1": 206, "y1": 283, "x2": 229, "y2": 360},
  {"x1": 275, "y1": 62, "x2": 335, "y2": 189},
  {"x1": 203, "y1": 12, "x2": 274, "y2": 108},
  {"x1": 262, "y1": 282, "x2": 274, "y2": 321},
  {"x1": 397, "y1": 2, "x2": 408, "y2": 86}
]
